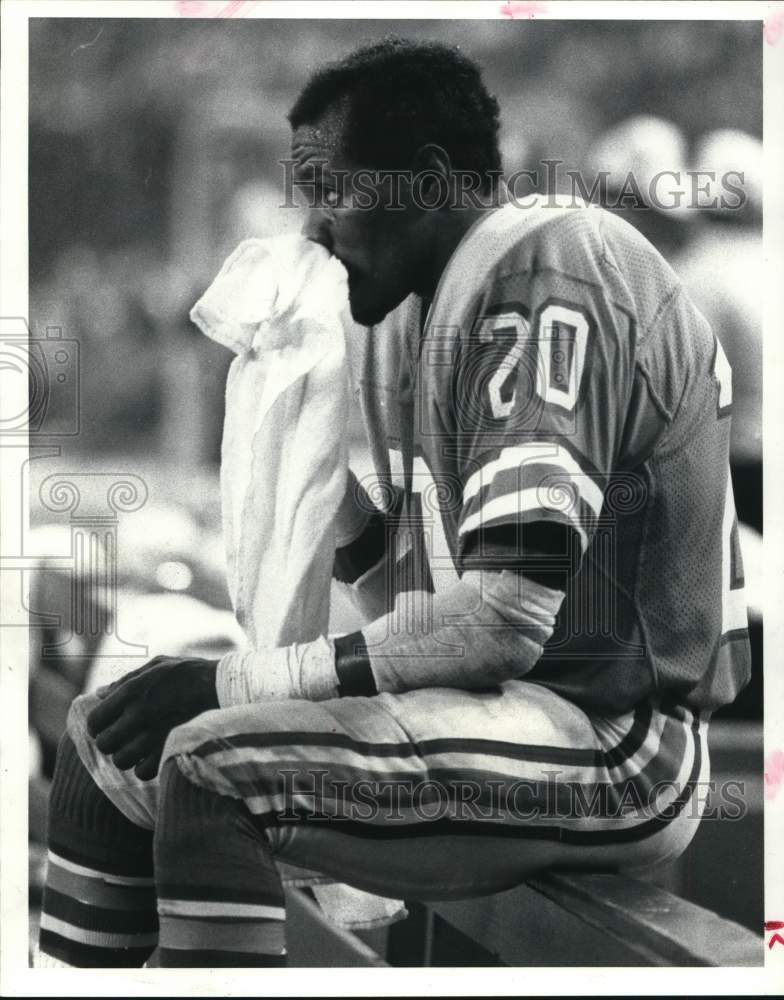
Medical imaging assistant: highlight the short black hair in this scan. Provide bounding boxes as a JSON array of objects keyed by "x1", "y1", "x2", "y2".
[{"x1": 288, "y1": 37, "x2": 502, "y2": 188}]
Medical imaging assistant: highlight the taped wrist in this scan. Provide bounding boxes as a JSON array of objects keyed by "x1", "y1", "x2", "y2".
[
  {"x1": 358, "y1": 570, "x2": 564, "y2": 695},
  {"x1": 216, "y1": 635, "x2": 339, "y2": 707}
]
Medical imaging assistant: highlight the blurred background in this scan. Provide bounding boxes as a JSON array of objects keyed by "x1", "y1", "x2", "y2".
[{"x1": 27, "y1": 17, "x2": 763, "y2": 957}]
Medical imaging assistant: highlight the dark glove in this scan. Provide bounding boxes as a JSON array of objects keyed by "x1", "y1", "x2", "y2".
[{"x1": 86, "y1": 655, "x2": 219, "y2": 781}]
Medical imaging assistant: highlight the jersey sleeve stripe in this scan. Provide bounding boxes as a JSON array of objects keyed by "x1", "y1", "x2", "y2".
[
  {"x1": 458, "y1": 489, "x2": 591, "y2": 551},
  {"x1": 462, "y1": 442, "x2": 605, "y2": 515},
  {"x1": 466, "y1": 461, "x2": 605, "y2": 526}
]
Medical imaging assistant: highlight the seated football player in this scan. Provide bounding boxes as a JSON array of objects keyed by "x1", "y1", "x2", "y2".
[{"x1": 38, "y1": 38, "x2": 751, "y2": 968}]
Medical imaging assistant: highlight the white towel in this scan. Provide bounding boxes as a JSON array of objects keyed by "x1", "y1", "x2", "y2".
[{"x1": 190, "y1": 234, "x2": 407, "y2": 932}]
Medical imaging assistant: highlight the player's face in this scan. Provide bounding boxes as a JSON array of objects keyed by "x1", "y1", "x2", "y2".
[{"x1": 290, "y1": 112, "x2": 428, "y2": 326}]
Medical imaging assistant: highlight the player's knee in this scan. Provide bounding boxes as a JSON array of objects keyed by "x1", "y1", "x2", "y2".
[
  {"x1": 159, "y1": 709, "x2": 222, "y2": 772},
  {"x1": 155, "y1": 755, "x2": 245, "y2": 864},
  {"x1": 161, "y1": 702, "x2": 269, "y2": 769},
  {"x1": 47, "y1": 730, "x2": 147, "y2": 853}
]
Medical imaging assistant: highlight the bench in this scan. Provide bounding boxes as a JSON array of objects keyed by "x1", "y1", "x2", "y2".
[{"x1": 285, "y1": 871, "x2": 762, "y2": 967}]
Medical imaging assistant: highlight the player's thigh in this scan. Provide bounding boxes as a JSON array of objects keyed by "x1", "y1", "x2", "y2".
[
  {"x1": 160, "y1": 680, "x2": 603, "y2": 821},
  {"x1": 270, "y1": 747, "x2": 709, "y2": 901},
  {"x1": 159, "y1": 683, "x2": 594, "y2": 899},
  {"x1": 161, "y1": 684, "x2": 706, "y2": 898}
]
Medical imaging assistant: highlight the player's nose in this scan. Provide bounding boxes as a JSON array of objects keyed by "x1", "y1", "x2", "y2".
[{"x1": 302, "y1": 208, "x2": 334, "y2": 253}]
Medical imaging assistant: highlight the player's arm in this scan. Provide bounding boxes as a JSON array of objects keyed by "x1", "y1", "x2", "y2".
[
  {"x1": 331, "y1": 469, "x2": 405, "y2": 622},
  {"x1": 332, "y1": 469, "x2": 385, "y2": 582},
  {"x1": 331, "y1": 507, "x2": 577, "y2": 696},
  {"x1": 214, "y1": 565, "x2": 564, "y2": 705},
  {"x1": 332, "y1": 509, "x2": 387, "y2": 584},
  {"x1": 332, "y1": 567, "x2": 564, "y2": 697}
]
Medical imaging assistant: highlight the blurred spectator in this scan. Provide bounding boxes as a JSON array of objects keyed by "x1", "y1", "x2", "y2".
[{"x1": 584, "y1": 115, "x2": 694, "y2": 261}]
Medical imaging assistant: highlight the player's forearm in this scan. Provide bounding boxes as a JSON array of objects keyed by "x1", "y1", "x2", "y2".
[
  {"x1": 334, "y1": 570, "x2": 564, "y2": 696},
  {"x1": 332, "y1": 468, "x2": 399, "y2": 621},
  {"x1": 331, "y1": 466, "x2": 394, "y2": 586},
  {"x1": 215, "y1": 571, "x2": 563, "y2": 707}
]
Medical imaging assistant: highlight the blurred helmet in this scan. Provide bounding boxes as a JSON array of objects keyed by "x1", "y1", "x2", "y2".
[
  {"x1": 585, "y1": 115, "x2": 690, "y2": 218},
  {"x1": 692, "y1": 128, "x2": 762, "y2": 218}
]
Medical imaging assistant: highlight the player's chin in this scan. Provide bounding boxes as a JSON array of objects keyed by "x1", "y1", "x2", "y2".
[{"x1": 346, "y1": 282, "x2": 393, "y2": 327}]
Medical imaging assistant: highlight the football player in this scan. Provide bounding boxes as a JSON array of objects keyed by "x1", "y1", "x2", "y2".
[{"x1": 38, "y1": 38, "x2": 750, "y2": 968}]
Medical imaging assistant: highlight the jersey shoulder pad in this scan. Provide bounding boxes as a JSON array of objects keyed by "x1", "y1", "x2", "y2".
[{"x1": 432, "y1": 201, "x2": 618, "y2": 336}]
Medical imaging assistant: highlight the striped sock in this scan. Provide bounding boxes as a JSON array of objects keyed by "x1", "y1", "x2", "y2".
[
  {"x1": 154, "y1": 758, "x2": 287, "y2": 968},
  {"x1": 39, "y1": 849, "x2": 158, "y2": 967},
  {"x1": 39, "y1": 735, "x2": 158, "y2": 967}
]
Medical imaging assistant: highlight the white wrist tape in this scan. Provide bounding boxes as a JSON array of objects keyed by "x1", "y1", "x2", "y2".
[
  {"x1": 334, "y1": 469, "x2": 374, "y2": 549},
  {"x1": 216, "y1": 635, "x2": 339, "y2": 708}
]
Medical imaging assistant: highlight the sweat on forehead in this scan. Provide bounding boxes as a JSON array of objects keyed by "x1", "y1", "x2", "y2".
[{"x1": 290, "y1": 103, "x2": 351, "y2": 165}]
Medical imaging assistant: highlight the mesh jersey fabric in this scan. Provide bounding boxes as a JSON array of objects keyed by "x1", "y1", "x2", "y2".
[
  {"x1": 345, "y1": 198, "x2": 750, "y2": 715},
  {"x1": 673, "y1": 225, "x2": 762, "y2": 466}
]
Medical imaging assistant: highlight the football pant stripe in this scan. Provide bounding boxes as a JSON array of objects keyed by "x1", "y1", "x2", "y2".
[
  {"x1": 193, "y1": 723, "x2": 688, "y2": 826},
  {"x1": 185, "y1": 700, "x2": 656, "y2": 770},
  {"x1": 242, "y1": 715, "x2": 704, "y2": 846},
  {"x1": 177, "y1": 709, "x2": 691, "y2": 829}
]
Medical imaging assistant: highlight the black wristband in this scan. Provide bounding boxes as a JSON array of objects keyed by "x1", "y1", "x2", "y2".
[{"x1": 333, "y1": 631, "x2": 379, "y2": 697}]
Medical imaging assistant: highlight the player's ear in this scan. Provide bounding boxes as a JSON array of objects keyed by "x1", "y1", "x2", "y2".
[{"x1": 410, "y1": 143, "x2": 453, "y2": 212}]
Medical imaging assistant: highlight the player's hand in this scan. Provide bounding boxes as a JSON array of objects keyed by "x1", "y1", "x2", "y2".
[{"x1": 86, "y1": 655, "x2": 220, "y2": 781}]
